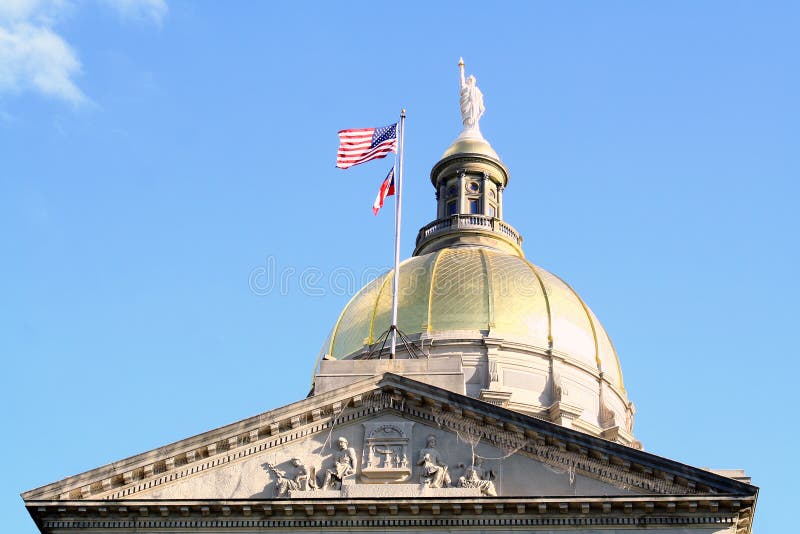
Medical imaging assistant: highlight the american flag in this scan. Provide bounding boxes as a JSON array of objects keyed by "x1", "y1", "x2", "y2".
[{"x1": 336, "y1": 123, "x2": 398, "y2": 169}]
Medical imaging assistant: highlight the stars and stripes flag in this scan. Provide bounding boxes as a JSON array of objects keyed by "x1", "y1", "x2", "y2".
[
  {"x1": 372, "y1": 166, "x2": 395, "y2": 215},
  {"x1": 336, "y1": 123, "x2": 398, "y2": 169}
]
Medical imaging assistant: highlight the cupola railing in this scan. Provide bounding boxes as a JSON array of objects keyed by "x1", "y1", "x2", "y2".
[{"x1": 415, "y1": 214, "x2": 522, "y2": 249}]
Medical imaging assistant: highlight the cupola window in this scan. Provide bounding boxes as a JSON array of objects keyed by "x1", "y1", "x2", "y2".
[{"x1": 447, "y1": 199, "x2": 458, "y2": 215}]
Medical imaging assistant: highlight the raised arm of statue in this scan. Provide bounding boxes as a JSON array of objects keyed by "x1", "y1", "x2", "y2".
[{"x1": 458, "y1": 57, "x2": 466, "y2": 89}]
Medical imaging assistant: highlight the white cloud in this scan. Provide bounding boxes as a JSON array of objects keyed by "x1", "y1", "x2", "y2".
[
  {"x1": 101, "y1": 0, "x2": 167, "y2": 26},
  {"x1": 0, "y1": 0, "x2": 167, "y2": 106},
  {"x1": 0, "y1": 0, "x2": 74, "y2": 26},
  {"x1": 0, "y1": 0, "x2": 50, "y2": 22},
  {"x1": 0, "y1": 22, "x2": 86, "y2": 104}
]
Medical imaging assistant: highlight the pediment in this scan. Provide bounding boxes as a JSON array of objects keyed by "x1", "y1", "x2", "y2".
[
  {"x1": 22, "y1": 373, "x2": 755, "y2": 503},
  {"x1": 126, "y1": 413, "x2": 644, "y2": 500}
]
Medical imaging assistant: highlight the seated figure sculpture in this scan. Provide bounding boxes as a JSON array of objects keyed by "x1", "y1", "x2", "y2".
[
  {"x1": 457, "y1": 455, "x2": 497, "y2": 496},
  {"x1": 417, "y1": 435, "x2": 451, "y2": 488},
  {"x1": 322, "y1": 437, "x2": 357, "y2": 489},
  {"x1": 264, "y1": 458, "x2": 316, "y2": 497}
]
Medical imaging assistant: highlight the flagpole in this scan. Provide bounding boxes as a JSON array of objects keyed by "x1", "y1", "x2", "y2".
[{"x1": 389, "y1": 109, "x2": 406, "y2": 359}]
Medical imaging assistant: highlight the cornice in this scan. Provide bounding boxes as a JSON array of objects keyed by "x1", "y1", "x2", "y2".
[
  {"x1": 21, "y1": 379, "x2": 382, "y2": 501},
  {"x1": 26, "y1": 496, "x2": 755, "y2": 533},
  {"x1": 430, "y1": 152, "x2": 509, "y2": 188}
]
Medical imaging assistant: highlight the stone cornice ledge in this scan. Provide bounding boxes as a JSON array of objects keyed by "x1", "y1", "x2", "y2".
[
  {"x1": 21, "y1": 378, "x2": 383, "y2": 501},
  {"x1": 377, "y1": 374, "x2": 756, "y2": 497},
  {"x1": 27, "y1": 495, "x2": 754, "y2": 533}
]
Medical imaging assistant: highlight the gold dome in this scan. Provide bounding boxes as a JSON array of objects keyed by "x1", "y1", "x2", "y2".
[{"x1": 319, "y1": 247, "x2": 624, "y2": 390}]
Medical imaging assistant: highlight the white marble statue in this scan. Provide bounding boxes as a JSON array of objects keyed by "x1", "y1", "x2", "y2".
[
  {"x1": 417, "y1": 435, "x2": 451, "y2": 488},
  {"x1": 264, "y1": 458, "x2": 316, "y2": 497},
  {"x1": 458, "y1": 57, "x2": 485, "y2": 137},
  {"x1": 457, "y1": 456, "x2": 497, "y2": 496},
  {"x1": 322, "y1": 437, "x2": 358, "y2": 489}
]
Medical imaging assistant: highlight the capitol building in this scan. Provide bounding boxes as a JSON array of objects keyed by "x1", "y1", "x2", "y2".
[{"x1": 22, "y1": 64, "x2": 757, "y2": 534}]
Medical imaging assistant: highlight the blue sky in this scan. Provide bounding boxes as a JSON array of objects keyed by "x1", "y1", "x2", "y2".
[{"x1": 1, "y1": 1, "x2": 797, "y2": 532}]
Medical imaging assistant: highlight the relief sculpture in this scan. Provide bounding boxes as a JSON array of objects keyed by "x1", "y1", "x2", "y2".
[
  {"x1": 261, "y1": 429, "x2": 499, "y2": 499},
  {"x1": 457, "y1": 456, "x2": 497, "y2": 496},
  {"x1": 361, "y1": 421, "x2": 414, "y2": 483},
  {"x1": 263, "y1": 458, "x2": 316, "y2": 497},
  {"x1": 321, "y1": 437, "x2": 357, "y2": 489},
  {"x1": 417, "y1": 435, "x2": 451, "y2": 488}
]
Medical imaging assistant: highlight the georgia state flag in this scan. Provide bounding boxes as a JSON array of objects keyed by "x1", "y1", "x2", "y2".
[{"x1": 372, "y1": 166, "x2": 395, "y2": 215}]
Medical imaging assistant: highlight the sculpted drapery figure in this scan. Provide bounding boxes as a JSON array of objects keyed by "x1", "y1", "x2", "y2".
[
  {"x1": 458, "y1": 57, "x2": 485, "y2": 135},
  {"x1": 322, "y1": 437, "x2": 358, "y2": 489},
  {"x1": 417, "y1": 435, "x2": 451, "y2": 487},
  {"x1": 457, "y1": 456, "x2": 497, "y2": 496},
  {"x1": 264, "y1": 458, "x2": 316, "y2": 497}
]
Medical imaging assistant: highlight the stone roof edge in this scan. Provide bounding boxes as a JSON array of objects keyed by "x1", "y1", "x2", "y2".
[
  {"x1": 20, "y1": 374, "x2": 387, "y2": 500},
  {"x1": 22, "y1": 372, "x2": 757, "y2": 502},
  {"x1": 374, "y1": 373, "x2": 757, "y2": 497},
  {"x1": 26, "y1": 494, "x2": 754, "y2": 510},
  {"x1": 25, "y1": 495, "x2": 757, "y2": 534}
]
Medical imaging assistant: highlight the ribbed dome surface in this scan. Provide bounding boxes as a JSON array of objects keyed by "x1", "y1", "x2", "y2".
[{"x1": 319, "y1": 247, "x2": 624, "y2": 390}]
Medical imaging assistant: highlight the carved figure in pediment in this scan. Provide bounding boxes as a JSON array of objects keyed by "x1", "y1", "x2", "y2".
[
  {"x1": 417, "y1": 435, "x2": 451, "y2": 488},
  {"x1": 263, "y1": 458, "x2": 316, "y2": 497},
  {"x1": 457, "y1": 456, "x2": 497, "y2": 496},
  {"x1": 321, "y1": 437, "x2": 358, "y2": 489}
]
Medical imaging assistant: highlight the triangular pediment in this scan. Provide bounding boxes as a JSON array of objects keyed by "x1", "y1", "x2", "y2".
[
  {"x1": 116, "y1": 413, "x2": 646, "y2": 501},
  {"x1": 22, "y1": 373, "x2": 754, "y2": 504}
]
